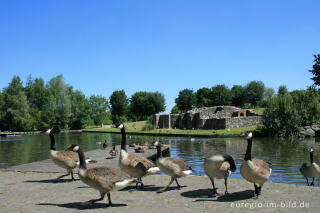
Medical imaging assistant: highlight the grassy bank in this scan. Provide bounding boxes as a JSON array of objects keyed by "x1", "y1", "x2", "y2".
[{"x1": 85, "y1": 121, "x2": 258, "y2": 137}]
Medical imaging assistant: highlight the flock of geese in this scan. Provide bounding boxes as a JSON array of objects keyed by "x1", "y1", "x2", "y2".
[{"x1": 46, "y1": 125, "x2": 320, "y2": 207}]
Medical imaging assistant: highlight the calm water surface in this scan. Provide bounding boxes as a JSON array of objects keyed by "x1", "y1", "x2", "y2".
[{"x1": 0, "y1": 132, "x2": 319, "y2": 186}]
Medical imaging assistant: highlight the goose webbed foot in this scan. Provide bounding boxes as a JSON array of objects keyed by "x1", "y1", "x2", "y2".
[{"x1": 209, "y1": 188, "x2": 220, "y2": 197}]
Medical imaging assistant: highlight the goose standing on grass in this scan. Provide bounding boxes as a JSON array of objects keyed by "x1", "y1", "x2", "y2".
[
  {"x1": 204, "y1": 154, "x2": 236, "y2": 196},
  {"x1": 72, "y1": 145, "x2": 139, "y2": 207},
  {"x1": 116, "y1": 123, "x2": 160, "y2": 188},
  {"x1": 154, "y1": 141, "x2": 192, "y2": 193},
  {"x1": 300, "y1": 147, "x2": 320, "y2": 186},
  {"x1": 46, "y1": 128, "x2": 78, "y2": 180},
  {"x1": 240, "y1": 131, "x2": 271, "y2": 199}
]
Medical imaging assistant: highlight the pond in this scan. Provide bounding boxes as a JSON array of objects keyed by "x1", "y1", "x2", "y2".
[{"x1": 0, "y1": 132, "x2": 319, "y2": 186}]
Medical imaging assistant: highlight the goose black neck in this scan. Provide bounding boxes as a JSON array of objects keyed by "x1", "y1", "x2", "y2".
[
  {"x1": 156, "y1": 145, "x2": 162, "y2": 159},
  {"x1": 49, "y1": 133, "x2": 56, "y2": 150},
  {"x1": 77, "y1": 149, "x2": 87, "y2": 169},
  {"x1": 113, "y1": 145, "x2": 116, "y2": 150},
  {"x1": 244, "y1": 138, "x2": 252, "y2": 161},
  {"x1": 120, "y1": 127, "x2": 127, "y2": 151},
  {"x1": 310, "y1": 151, "x2": 314, "y2": 164}
]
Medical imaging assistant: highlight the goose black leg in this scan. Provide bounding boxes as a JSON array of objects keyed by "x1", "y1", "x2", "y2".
[
  {"x1": 224, "y1": 178, "x2": 229, "y2": 195},
  {"x1": 311, "y1": 178, "x2": 315, "y2": 186},
  {"x1": 305, "y1": 177, "x2": 309, "y2": 186},
  {"x1": 86, "y1": 192, "x2": 106, "y2": 206},
  {"x1": 157, "y1": 177, "x2": 174, "y2": 193},
  {"x1": 175, "y1": 178, "x2": 181, "y2": 189},
  {"x1": 253, "y1": 184, "x2": 259, "y2": 199},
  {"x1": 56, "y1": 171, "x2": 71, "y2": 180},
  {"x1": 107, "y1": 192, "x2": 112, "y2": 207},
  {"x1": 70, "y1": 171, "x2": 75, "y2": 181},
  {"x1": 210, "y1": 178, "x2": 218, "y2": 197}
]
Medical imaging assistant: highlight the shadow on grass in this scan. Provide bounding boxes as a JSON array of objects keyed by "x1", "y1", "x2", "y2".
[
  {"x1": 24, "y1": 179, "x2": 79, "y2": 184},
  {"x1": 181, "y1": 188, "x2": 254, "y2": 202},
  {"x1": 37, "y1": 202, "x2": 126, "y2": 210}
]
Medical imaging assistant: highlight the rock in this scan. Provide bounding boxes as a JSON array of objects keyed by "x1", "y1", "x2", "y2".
[{"x1": 299, "y1": 127, "x2": 315, "y2": 138}]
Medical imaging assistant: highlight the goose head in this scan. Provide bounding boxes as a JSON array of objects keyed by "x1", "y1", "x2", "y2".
[{"x1": 241, "y1": 131, "x2": 253, "y2": 140}]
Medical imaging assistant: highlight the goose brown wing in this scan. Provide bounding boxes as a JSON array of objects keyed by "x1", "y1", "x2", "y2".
[
  {"x1": 86, "y1": 167, "x2": 131, "y2": 183},
  {"x1": 127, "y1": 153, "x2": 155, "y2": 169},
  {"x1": 252, "y1": 159, "x2": 271, "y2": 176},
  {"x1": 167, "y1": 157, "x2": 191, "y2": 171}
]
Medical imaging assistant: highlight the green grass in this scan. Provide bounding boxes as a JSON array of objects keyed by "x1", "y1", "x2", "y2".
[{"x1": 85, "y1": 121, "x2": 258, "y2": 136}]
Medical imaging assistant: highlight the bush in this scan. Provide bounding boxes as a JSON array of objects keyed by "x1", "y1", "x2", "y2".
[{"x1": 262, "y1": 88, "x2": 320, "y2": 137}]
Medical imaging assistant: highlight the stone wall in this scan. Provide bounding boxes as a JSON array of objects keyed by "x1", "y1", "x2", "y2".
[{"x1": 153, "y1": 106, "x2": 262, "y2": 130}]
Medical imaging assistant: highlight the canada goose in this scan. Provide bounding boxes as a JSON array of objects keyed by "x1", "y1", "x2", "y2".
[
  {"x1": 240, "y1": 131, "x2": 272, "y2": 199},
  {"x1": 103, "y1": 140, "x2": 108, "y2": 149},
  {"x1": 46, "y1": 128, "x2": 78, "y2": 180},
  {"x1": 140, "y1": 142, "x2": 148, "y2": 147},
  {"x1": 204, "y1": 154, "x2": 236, "y2": 196},
  {"x1": 109, "y1": 145, "x2": 118, "y2": 158},
  {"x1": 134, "y1": 147, "x2": 146, "y2": 153},
  {"x1": 72, "y1": 145, "x2": 139, "y2": 206},
  {"x1": 117, "y1": 123, "x2": 160, "y2": 188},
  {"x1": 129, "y1": 143, "x2": 137, "y2": 147},
  {"x1": 154, "y1": 141, "x2": 192, "y2": 193},
  {"x1": 300, "y1": 147, "x2": 320, "y2": 186}
]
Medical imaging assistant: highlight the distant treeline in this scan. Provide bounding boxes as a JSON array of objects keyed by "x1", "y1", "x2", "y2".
[
  {"x1": 0, "y1": 75, "x2": 165, "y2": 131},
  {"x1": 1, "y1": 54, "x2": 319, "y2": 136}
]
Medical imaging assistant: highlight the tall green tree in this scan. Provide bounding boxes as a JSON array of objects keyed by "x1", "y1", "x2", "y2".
[
  {"x1": 129, "y1": 91, "x2": 165, "y2": 121},
  {"x1": 244, "y1": 81, "x2": 265, "y2": 107},
  {"x1": 88, "y1": 95, "x2": 109, "y2": 126},
  {"x1": 0, "y1": 76, "x2": 31, "y2": 131},
  {"x1": 109, "y1": 90, "x2": 129, "y2": 123},
  {"x1": 309, "y1": 54, "x2": 320, "y2": 86},
  {"x1": 175, "y1": 89, "x2": 196, "y2": 112},
  {"x1": 210, "y1": 84, "x2": 232, "y2": 106},
  {"x1": 46, "y1": 75, "x2": 72, "y2": 129},
  {"x1": 170, "y1": 105, "x2": 181, "y2": 114},
  {"x1": 277, "y1": 85, "x2": 288, "y2": 96},
  {"x1": 195, "y1": 87, "x2": 211, "y2": 108},
  {"x1": 231, "y1": 85, "x2": 246, "y2": 107},
  {"x1": 69, "y1": 90, "x2": 90, "y2": 129}
]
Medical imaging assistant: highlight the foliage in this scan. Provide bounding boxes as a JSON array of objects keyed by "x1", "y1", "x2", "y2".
[
  {"x1": 69, "y1": 90, "x2": 90, "y2": 129},
  {"x1": 88, "y1": 95, "x2": 109, "y2": 126},
  {"x1": 170, "y1": 105, "x2": 181, "y2": 114},
  {"x1": 0, "y1": 76, "x2": 31, "y2": 131},
  {"x1": 129, "y1": 91, "x2": 165, "y2": 121},
  {"x1": 175, "y1": 89, "x2": 196, "y2": 112},
  {"x1": 109, "y1": 90, "x2": 129, "y2": 123},
  {"x1": 231, "y1": 85, "x2": 246, "y2": 107},
  {"x1": 244, "y1": 81, "x2": 265, "y2": 107},
  {"x1": 195, "y1": 87, "x2": 211, "y2": 108},
  {"x1": 210, "y1": 84, "x2": 232, "y2": 106},
  {"x1": 277, "y1": 85, "x2": 288, "y2": 96},
  {"x1": 309, "y1": 54, "x2": 320, "y2": 86},
  {"x1": 262, "y1": 88, "x2": 320, "y2": 137}
]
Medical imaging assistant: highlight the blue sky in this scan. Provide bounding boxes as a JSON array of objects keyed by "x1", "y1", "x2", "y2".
[{"x1": 0, "y1": 0, "x2": 319, "y2": 113}]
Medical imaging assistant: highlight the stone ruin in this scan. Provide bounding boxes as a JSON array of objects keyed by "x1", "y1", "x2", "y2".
[{"x1": 153, "y1": 106, "x2": 262, "y2": 130}]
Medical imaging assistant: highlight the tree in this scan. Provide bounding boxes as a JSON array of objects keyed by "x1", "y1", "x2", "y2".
[
  {"x1": 25, "y1": 76, "x2": 50, "y2": 130},
  {"x1": 210, "y1": 84, "x2": 232, "y2": 106},
  {"x1": 129, "y1": 91, "x2": 165, "y2": 121},
  {"x1": 195, "y1": 87, "x2": 211, "y2": 108},
  {"x1": 170, "y1": 105, "x2": 181, "y2": 114},
  {"x1": 277, "y1": 85, "x2": 288, "y2": 96},
  {"x1": 244, "y1": 81, "x2": 265, "y2": 107},
  {"x1": 88, "y1": 95, "x2": 109, "y2": 126},
  {"x1": 46, "y1": 75, "x2": 72, "y2": 129},
  {"x1": 0, "y1": 76, "x2": 31, "y2": 131},
  {"x1": 69, "y1": 90, "x2": 90, "y2": 129},
  {"x1": 175, "y1": 89, "x2": 196, "y2": 112},
  {"x1": 231, "y1": 85, "x2": 246, "y2": 107},
  {"x1": 309, "y1": 54, "x2": 320, "y2": 86},
  {"x1": 109, "y1": 90, "x2": 129, "y2": 123},
  {"x1": 263, "y1": 94, "x2": 300, "y2": 137}
]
